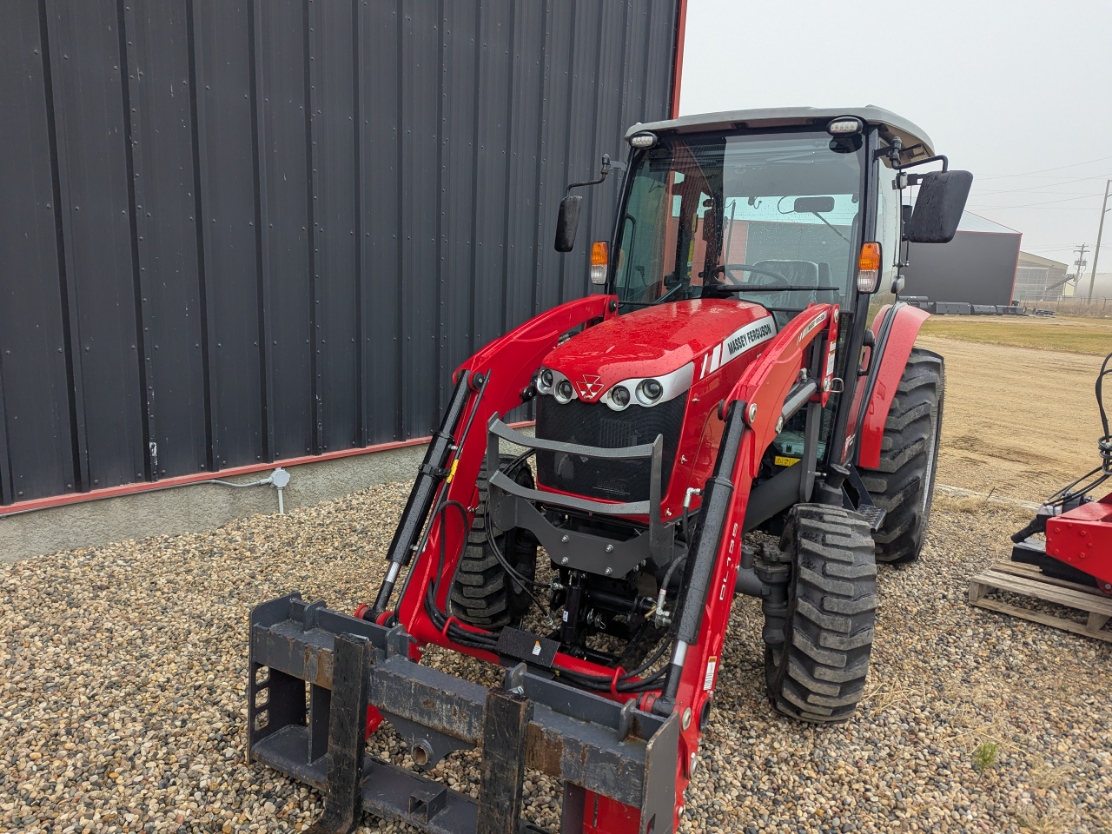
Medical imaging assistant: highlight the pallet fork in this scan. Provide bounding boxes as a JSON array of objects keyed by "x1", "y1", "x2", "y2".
[{"x1": 249, "y1": 594, "x2": 680, "y2": 834}]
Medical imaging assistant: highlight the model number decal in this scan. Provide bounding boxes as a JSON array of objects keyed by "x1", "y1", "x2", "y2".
[
  {"x1": 797, "y1": 310, "x2": 828, "y2": 344},
  {"x1": 700, "y1": 316, "x2": 775, "y2": 379}
]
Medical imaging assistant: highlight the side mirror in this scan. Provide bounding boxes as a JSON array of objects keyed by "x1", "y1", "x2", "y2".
[
  {"x1": 554, "y1": 195, "x2": 583, "y2": 252},
  {"x1": 905, "y1": 170, "x2": 973, "y2": 243}
]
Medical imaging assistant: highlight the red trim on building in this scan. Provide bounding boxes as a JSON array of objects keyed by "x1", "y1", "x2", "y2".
[
  {"x1": 670, "y1": 0, "x2": 688, "y2": 118},
  {"x1": 1, "y1": 421, "x2": 535, "y2": 517}
]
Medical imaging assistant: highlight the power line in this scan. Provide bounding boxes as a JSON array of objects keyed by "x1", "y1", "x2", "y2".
[
  {"x1": 974, "y1": 189, "x2": 1098, "y2": 197},
  {"x1": 1088, "y1": 179, "x2": 1111, "y2": 302},
  {"x1": 973, "y1": 175, "x2": 1112, "y2": 196},
  {"x1": 980, "y1": 155, "x2": 1112, "y2": 180},
  {"x1": 976, "y1": 193, "x2": 1103, "y2": 209},
  {"x1": 967, "y1": 205, "x2": 1103, "y2": 211}
]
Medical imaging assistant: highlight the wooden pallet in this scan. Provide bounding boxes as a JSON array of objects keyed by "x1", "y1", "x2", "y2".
[{"x1": 968, "y1": 561, "x2": 1112, "y2": 643}]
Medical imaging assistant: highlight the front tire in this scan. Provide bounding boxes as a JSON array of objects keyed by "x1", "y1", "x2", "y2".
[
  {"x1": 450, "y1": 458, "x2": 538, "y2": 629},
  {"x1": 860, "y1": 348, "x2": 945, "y2": 565},
  {"x1": 763, "y1": 504, "x2": 877, "y2": 723}
]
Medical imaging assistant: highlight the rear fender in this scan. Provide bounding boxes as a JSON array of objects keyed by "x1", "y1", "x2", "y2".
[{"x1": 855, "y1": 303, "x2": 930, "y2": 469}]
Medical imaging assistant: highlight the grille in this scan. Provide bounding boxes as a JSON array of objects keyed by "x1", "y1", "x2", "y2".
[{"x1": 535, "y1": 396, "x2": 685, "y2": 503}]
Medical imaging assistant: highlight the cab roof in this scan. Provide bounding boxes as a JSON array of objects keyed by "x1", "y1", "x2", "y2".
[{"x1": 626, "y1": 106, "x2": 936, "y2": 161}]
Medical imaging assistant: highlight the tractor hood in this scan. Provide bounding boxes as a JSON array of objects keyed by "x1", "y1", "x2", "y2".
[{"x1": 540, "y1": 299, "x2": 776, "y2": 404}]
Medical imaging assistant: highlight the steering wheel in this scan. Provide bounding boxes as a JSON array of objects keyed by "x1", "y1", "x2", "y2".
[{"x1": 718, "y1": 263, "x2": 790, "y2": 287}]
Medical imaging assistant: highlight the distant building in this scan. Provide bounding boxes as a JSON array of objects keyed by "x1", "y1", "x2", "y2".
[
  {"x1": 1014, "y1": 251, "x2": 1070, "y2": 302},
  {"x1": 902, "y1": 212, "x2": 1022, "y2": 307}
]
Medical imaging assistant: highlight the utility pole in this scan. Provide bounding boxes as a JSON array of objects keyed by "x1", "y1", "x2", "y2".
[
  {"x1": 1089, "y1": 178, "x2": 1111, "y2": 303},
  {"x1": 1073, "y1": 243, "x2": 1088, "y2": 295}
]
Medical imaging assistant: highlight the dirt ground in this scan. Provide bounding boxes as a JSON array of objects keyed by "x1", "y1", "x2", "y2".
[{"x1": 919, "y1": 328, "x2": 1110, "y2": 503}]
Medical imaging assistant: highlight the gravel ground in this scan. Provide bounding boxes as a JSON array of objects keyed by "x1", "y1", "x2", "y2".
[{"x1": 3, "y1": 483, "x2": 1112, "y2": 833}]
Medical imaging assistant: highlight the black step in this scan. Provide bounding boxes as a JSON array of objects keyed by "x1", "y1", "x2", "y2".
[{"x1": 857, "y1": 506, "x2": 886, "y2": 532}]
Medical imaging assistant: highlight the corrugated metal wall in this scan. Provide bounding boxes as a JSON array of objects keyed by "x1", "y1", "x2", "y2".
[
  {"x1": 904, "y1": 232, "x2": 1022, "y2": 307},
  {"x1": 0, "y1": 0, "x2": 679, "y2": 506}
]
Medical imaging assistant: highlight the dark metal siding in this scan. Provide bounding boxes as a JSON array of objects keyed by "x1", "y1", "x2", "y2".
[
  {"x1": 0, "y1": 0, "x2": 679, "y2": 506},
  {"x1": 904, "y1": 231, "x2": 1023, "y2": 307}
]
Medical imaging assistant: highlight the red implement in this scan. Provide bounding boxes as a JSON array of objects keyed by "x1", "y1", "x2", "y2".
[{"x1": 1046, "y1": 491, "x2": 1112, "y2": 592}]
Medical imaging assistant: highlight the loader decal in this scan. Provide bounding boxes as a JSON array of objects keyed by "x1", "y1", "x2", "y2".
[{"x1": 704, "y1": 656, "x2": 718, "y2": 691}]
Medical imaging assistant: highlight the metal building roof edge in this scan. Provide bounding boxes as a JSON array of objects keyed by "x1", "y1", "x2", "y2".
[{"x1": 957, "y1": 211, "x2": 1022, "y2": 236}]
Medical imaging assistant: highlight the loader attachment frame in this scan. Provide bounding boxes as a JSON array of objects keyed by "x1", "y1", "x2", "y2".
[{"x1": 248, "y1": 593, "x2": 679, "y2": 834}]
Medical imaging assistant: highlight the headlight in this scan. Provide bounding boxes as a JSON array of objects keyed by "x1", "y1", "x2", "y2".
[
  {"x1": 603, "y1": 363, "x2": 695, "y2": 411},
  {"x1": 555, "y1": 379, "x2": 575, "y2": 403},
  {"x1": 638, "y1": 379, "x2": 663, "y2": 404},
  {"x1": 537, "y1": 368, "x2": 554, "y2": 394}
]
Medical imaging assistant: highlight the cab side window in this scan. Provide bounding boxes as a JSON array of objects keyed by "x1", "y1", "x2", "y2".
[{"x1": 870, "y1": 152, "x2": 901, "y2": 315}]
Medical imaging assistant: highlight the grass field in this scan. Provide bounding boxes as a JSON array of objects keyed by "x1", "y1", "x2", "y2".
[{"x1": 919, "y1": 314, "x2": 1112, "y2": 356}]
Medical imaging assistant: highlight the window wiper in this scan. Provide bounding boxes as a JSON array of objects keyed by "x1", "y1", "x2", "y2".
[
  {"x1": 705, "y1": 284, "x2": 839, "y2": 294},
  {"x1": 810, "y1": 211, "x2": 850, "y2": 243}
]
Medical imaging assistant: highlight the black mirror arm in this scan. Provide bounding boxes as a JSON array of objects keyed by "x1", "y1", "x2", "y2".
[
  {"x1": 873, "y1": 136, "x2": 904, "y2": 167},
  {"x1": 564, "y1": 154, "x2": 612, "y2": 197},
  {"x1": 899, "y1": 154, "x2": 950, "y2": 182}
]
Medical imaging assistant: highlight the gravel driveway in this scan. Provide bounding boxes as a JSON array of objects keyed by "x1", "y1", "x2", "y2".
[{"x1": 3, "y1": 480, "x2": 1110, "y2": 833}]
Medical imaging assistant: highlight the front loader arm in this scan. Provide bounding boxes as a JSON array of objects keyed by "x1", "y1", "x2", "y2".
[
  {"x1": 366, "y1": 294, "x2": 614, "y2": 623},
  {"x1": 388, "y1": 294, "x2": 616, "y2": 630},
  {"x1": 246, "y1": 294, "x2": 692, "y2": 834},
  {"x1": 651, "y1": 304, "x2": 840, "y2": 810}
]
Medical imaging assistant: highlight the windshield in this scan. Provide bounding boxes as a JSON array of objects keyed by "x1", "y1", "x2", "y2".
[{"x1": 614, "y1": 132, "x2": 864, "y2": 311}]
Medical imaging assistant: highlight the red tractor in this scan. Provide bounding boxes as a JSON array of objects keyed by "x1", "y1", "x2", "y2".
[{"x1": 247, "y1": 107, "x2": 971, "y2": 834}]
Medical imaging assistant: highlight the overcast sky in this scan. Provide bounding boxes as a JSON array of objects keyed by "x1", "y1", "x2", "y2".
[{"x1": 679, "y1": 0, "x2": 1112, "y2": 277}]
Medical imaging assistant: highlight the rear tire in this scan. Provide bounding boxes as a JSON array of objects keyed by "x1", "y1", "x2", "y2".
[
  {"x1": 860, "y1": 348, "x2": 945, "y2": 565},
  {"x1": 763, "y1": 504, "x2": 877, "y2": 723},
  {"x1": 450, "y1": 459, "x2": 538, "y2": 629}
]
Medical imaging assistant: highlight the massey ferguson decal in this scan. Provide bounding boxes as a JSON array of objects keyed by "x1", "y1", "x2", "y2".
[
  {"x1": 699, "y1": 315, "x2": 776, "y2": 379},
  {"x1": 577, "y1": 374, "x2": 603, "y2": 400}
]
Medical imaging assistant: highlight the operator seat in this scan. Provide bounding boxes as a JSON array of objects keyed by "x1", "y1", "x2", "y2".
[
  {"x1": 815, "y1": 262, "x2": 843, "y2": 304},
  {"x1": 749, "y1": 259, "x2": 825, "y2": 326},
  {"x1": 751, "y1": 259, "x2": 819, "y2": 287}
]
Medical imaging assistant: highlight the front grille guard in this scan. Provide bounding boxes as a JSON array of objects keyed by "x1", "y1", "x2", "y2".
[
  {"x1": 486, "y1": 416, "x2": 675, "y2": 573},
  {"x1": 248, "y1": 593, "x2": 679, "y2": 834}
]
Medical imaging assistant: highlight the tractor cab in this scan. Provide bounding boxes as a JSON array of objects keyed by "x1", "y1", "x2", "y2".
[
  {"x1": 542, "y1": 107, "x2": 969, "y2": 535},
  {"x1": 615, "y1": 121, "x2": 864, "y2": 320},
  {"x1": 607, "y1": 107, "x2": 962, "y2": 321}
]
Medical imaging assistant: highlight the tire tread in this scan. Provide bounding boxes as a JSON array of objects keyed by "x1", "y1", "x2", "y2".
[{"x1": 765, "y1": 504, "x2": 877, "y2": 723}]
